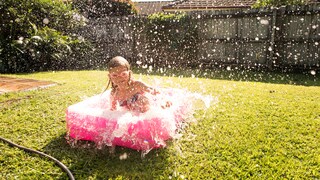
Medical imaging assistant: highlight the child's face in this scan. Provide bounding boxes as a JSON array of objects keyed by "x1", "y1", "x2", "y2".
[{"x1": 108, "y1": 66, "x2": 130, "y2": 86}]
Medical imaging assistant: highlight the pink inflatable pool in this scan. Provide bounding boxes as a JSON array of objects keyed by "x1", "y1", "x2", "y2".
[{"x1": 66, "y1": 88, "x2": 194, "y2": 151}]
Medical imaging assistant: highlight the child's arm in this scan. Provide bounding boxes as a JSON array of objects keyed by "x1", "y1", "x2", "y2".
[
  {"x1": 134, "y1": 81, "x2": 171, "y2": 109},
  {"x1": 134, "y1": 81, "x2": 159, "y2": 95},
  {"x1": 131, "y1": 95, "x2": 150, "y2": 113},
  {"x1": 110, "y1": 90, "x2": 117, "y2": 111}
]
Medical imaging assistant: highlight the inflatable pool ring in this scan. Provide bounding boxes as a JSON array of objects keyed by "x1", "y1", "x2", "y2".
[{"x1": 66, "y1": 88, "x2": 196, "y2": 151}]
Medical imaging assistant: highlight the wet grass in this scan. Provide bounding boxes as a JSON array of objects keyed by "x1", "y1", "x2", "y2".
[
  {"x1": 0, "y1": 70, "x2": 319, "y2": 179},
  {"x1": 134, "y1": 66, "x2": 320, "y2": 86}
]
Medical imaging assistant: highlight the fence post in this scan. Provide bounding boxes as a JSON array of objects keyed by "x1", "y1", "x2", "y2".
[{"x1": 268, "y1": 9, "x2": 277, "y2": 70}]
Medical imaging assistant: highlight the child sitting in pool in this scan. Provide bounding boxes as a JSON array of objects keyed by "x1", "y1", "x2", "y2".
[{"x1": 106, "y1": 56, "x2": 170, "y2": 113}]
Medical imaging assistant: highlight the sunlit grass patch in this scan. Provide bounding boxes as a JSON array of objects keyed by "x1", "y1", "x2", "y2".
[{"x1": 0, "y1": 70, "x2": 319, "y2": 179}]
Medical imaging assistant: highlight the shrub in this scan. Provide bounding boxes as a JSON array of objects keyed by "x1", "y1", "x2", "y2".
[
  {"x1": 253, "y1": 0, "x2": 307, "y2": 8},
  {"x1": 147, "y1": 13, "x2": 194, "y2": 48},
  {"x1": 143, "y1": 13, "x2": 198, "y2": 68},
  {"x1": 0, "y1": 0, "x2": 92, "y2": 73},
  {"x1": 72, "y1": 0, "x2": 138, "y2": 18}
]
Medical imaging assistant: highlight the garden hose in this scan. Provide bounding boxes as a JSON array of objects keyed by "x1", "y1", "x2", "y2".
[{"x1": 0, "y1": 136, "x2": 75, "y2": 180}]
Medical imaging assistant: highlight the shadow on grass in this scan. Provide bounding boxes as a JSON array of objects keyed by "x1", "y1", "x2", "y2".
[
  {"x1": 43, "y1": 134, "x2": 171, "y2": 179},
  {"x1": 133, "y1": 66, "x2": 320, "y2": 86}
]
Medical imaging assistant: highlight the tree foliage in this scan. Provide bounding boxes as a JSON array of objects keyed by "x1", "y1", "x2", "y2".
[
  {"x1": 0, "y1": 0, "x2": 91, "y2": 73},
  {"x1": 72, "y1": 0, "x2": 138, "y2": 18},
  {"x1": 144, "y1": 13, "x2": 198, "y2": 68},
  {"x1": 253, "y1": 0, "x2": 311, "y2": 8}
]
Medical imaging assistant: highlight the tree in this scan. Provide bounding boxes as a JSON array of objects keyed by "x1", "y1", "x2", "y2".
[
  {"x1": 0, "y1": 0, "x2": 91, "y2": 73},
  {"x1": 253, "y1": 0, "x2": 313, "y2": 8},
  {"x1": 72, "y1": 0, "x2": 138, "y2": 18}
]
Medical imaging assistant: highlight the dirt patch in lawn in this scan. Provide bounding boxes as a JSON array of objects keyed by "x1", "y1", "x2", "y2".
[{"x1": 0, "y1": 76, "x2": 56, "y2": 94}]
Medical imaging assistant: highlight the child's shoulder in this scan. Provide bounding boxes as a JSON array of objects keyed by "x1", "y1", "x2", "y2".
[
  {"x1": 131, "y1": 80, "x2": 147, "y2": 87},
  {"x1": 131, "y1": 80, "x2": 151, "y2": 91}
]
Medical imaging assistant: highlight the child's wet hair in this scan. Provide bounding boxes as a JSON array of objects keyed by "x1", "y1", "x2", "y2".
[
  {"x1": 105, "y1": 56, "x2": 131, "y2": 92},
  {"x1": 108, "y1": 56, "x2": 130, "y2": 71}
]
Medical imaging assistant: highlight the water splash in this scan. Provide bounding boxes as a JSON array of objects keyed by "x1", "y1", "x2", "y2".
[
  {"x1": 66, "y1": 87, "x2": 218, "y2": 154},
  {"x1": 310, "y1": 70, "x2": 316, "y2": 75},
  {"x1": 119, "y1": 153, "x2": 128, "y2": 160},
  {"x1": 43, "y1": 18, "x2": 49, "y2": 24}
]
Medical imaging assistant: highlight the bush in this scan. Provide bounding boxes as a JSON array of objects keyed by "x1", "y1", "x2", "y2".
[
  {"x1": 0, "y1": 0, "x2": 92, "y2": 73},
  {"x1": 72, "y1": 0, "x2": 138, "y2": 18},
  {"x1": 253, "y1": 0, "x2": 306, "y2": 8},
  {"x1": 147, "y1": 13, "x2": 192, "y2": 49},
  {"x1": 143, "y1": 13, "x2": 198, "y2": 68}
]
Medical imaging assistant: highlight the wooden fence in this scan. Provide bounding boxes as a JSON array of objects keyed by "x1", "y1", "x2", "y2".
[
  {"x1": 195, "y1": 5, "x2": 320, "y2": 69},
  {"x1": 79, "y1": 4, "x2": 320, "y2": 70}
]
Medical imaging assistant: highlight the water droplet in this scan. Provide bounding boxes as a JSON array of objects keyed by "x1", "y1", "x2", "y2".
[
  {"x1": 32, "y1": 36, "x2": 42, "y2": 40},
  {"x1": 260, "y1": 19, "x2": 269, "y2": 25},
  {"x1": 310, "y1": 70, "x2": 316, "y2": 75},
  {"x1": 119, "y1": 153, "x2": 128, "y2": 160},
  {"x1": 148, "y1": 66, "x2": 153, "y2": 72},
  {"x1": 43, "y1": 18, "x2": 49, "y2": 24},
  {"x1": 77, "y1": 36, "x2": 84, "y2": 42},
  {"x1": 17, "y1": 37, "x2": 24, "y2": 44}
]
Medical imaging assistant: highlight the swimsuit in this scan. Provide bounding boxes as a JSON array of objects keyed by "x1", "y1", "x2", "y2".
[{"x1": 119, "y1": 93, "x2": 141, "y2": 107}]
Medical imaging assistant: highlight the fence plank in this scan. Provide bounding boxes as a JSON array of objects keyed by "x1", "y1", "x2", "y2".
[{"x1": 79, "y1": 4, "x2": 320, "y2": 70}]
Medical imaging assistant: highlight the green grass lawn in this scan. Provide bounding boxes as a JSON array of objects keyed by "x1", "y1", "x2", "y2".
[{"x1": 0, "y1": 70, "x2": 319, "y2": 179}]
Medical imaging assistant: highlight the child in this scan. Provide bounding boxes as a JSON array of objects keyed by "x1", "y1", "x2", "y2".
[{"x1": 106, "y1": 56, "x2": 169, "y2": 113}]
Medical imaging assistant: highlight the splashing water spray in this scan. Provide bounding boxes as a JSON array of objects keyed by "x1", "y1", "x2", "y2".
[{"x1": 65, "y1": 78, "x2": 218, "y2": 158}]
